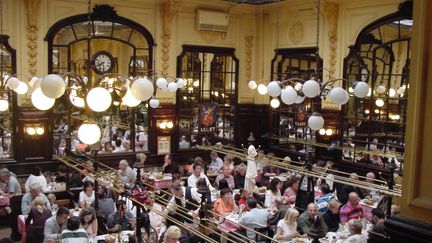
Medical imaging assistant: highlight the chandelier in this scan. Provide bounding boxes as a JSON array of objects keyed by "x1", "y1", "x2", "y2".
[
  {"x1": 27, "y1": 0, "x2": 184, "y2": 145},
  {"x1": 248, "y1": 0, "x2": 370, "y2": 131}
]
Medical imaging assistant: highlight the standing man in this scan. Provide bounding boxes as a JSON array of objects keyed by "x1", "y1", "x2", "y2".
[
  {"x1": 0, "y1": 168, "x2": 21, "y2": 196},
  {"x1": 163, "y1": 182, "x2": 201, "y2": 224},
  {"x1": 209, "y1": 151, "x2": 223, "y2": 172}
]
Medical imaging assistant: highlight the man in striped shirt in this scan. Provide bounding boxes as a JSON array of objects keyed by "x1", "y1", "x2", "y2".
[
  {"x1": 60, "y1": 216, "x2": 89, "y2": 243},
  {"x1": 340, "y1": 192, "x2": 363, "y2": 223}
]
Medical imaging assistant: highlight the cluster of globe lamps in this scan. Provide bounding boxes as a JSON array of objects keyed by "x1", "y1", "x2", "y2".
[
  {"x1": 2, "y1": 75, "x2": 185, "y2": 145},
  {"x1": 247, "y1": 78, "x2": 370, "y2": 131}
]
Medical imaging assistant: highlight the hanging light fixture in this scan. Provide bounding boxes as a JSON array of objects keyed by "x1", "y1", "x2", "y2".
[
  {"x1": 308, "y1": 112, "x2": 324, "y2": 130},
  {"x1": 25, "y1": 0, "x2": 182, "y2": 114},
  {"x1": 247, "y1": 0, "x2": 370, "y2": 130},
  {"x1": 78, "y1": 123, "x2": 101, "y2": 145},
  {"x1": 270, "y1": 98, "x2": 280, "y2": 108}
]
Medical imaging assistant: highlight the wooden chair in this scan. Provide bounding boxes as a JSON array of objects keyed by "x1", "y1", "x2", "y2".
[
  {"x1": 56, "y1": 199, "x2": 71, "y2": 207},
  {"x1": 255, "y1": 227, "x2": 271, "y2": 243}
]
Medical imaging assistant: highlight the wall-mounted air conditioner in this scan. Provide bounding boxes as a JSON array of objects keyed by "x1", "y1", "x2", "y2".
[{"x1": 196, "y1": 9, "x2": 229, "y2": 32}]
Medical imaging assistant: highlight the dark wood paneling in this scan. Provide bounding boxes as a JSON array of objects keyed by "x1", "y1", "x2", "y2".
[
  {"x1": 148, "y1": 104, "x2": 176, "y2": 154},
  {"x1": 385, "y1": 216, "x2": 432, "y2": 243},
  {"x1": 15, "y1": 107, "x2": 53, "y2": 163},
  {"x1": 235, "y1": 104, "x2": 269, "y2": 147}
]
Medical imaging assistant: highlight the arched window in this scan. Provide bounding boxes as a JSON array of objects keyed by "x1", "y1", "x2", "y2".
[
  {"x1": 45, "y1": 5, "x2": 154, "y2": 154},
  {"x1": 342, "y1": 1, "x2": 412, "y2": 165}
]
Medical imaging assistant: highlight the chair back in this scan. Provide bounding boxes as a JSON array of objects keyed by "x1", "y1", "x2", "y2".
[
  {"x1": 368, "y1": 230, "x2": 391, "y2": 243},
  {"x1": 255, "y1": 227, "x2": 270, "y2": 243}
]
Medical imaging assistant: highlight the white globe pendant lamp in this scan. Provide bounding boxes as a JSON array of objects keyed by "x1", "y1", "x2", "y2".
[
  {"x1": 167, "y1": 82, "x2": 178, "y2": 92},
  {"x1": 302, "y1": 80, "x2": 321, "y2": 98},
  {"x1": 7, "y1": 77, "x2": 20, "y2": 90},
  {"x1": 267, "y1": 81, "x2": 282, "y2": 97},
  {"x1": 270, "y1": 98, "x2": 280, "y2": 108},
  {"x1": 248, "y1": 80, "x2": 257, "y2": 90},
  {"x1": 122, "y1": 87, "x2": 141, "y2": 107},
  {"x1": 0, "y1": 99, "x2": 8, "y2": 112},
  {"x1": 376, "y1": 85, "x2": 386, "y2": 94},
  {"x1": 156, "y1": 77, "x2": 168, "y2": 90},
  {"x1": 40, "y1": 74, "x2": 66, "y2": 98},
  {"x1": 131, "y1": 77, "x2": 154, "y2": 101},
  {"x1": 31, "y1": 88, "x2": 55, "y2": 111},
  {"x1": 176, "y1": 78, "x2": 185, "y2": 89},
  {"x1": 14, "y1": 81, "x2": 29, "y2": 95},
  {"x1": 78, "y1": 123, "x2": 101, "y2": 145},
  {"x1": 353, "y1": 81, "x2": 369, "y2": 98},
  {"x1": 257, "y1": 84, "x2": 268, "y2": 95},
  {"x1": 86, "y1": 87, "x2": 112, "y2": 112},
  {"x1": 149, "y1": 98, "x2": 160, "y2": 108},
  {"x1": 308, "y1": 112, "x2": 324, "y2": 130},
  {"x1": 295, "y1": 95, "x2": 305, "y2": 104},
  {"x1": 281, "y1": 86, "x2": 298, "y2": 105},
  {"x1": 329, "y1": 87, "x2": 349, "y2": 105}
]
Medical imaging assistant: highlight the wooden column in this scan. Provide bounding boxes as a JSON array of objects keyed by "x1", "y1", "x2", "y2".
[{"x1": 386, "y1": 0, "x2": 432, "y2": 242}]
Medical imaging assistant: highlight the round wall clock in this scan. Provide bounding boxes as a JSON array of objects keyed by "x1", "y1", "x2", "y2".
[{"x1": 91, "y1": 50, "x2": 114, "y2": 74}]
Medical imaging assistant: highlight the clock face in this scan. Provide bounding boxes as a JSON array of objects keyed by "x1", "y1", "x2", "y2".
[
  {"x1": 360, "y1": 67, "x2": 369, "y2": 82},
  {"x1": 92, "y1": 51, "x2": 114, "y2": 74}
]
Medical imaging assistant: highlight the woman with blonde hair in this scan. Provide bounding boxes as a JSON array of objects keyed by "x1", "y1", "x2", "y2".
[
  {"x1": 274, "y1": 208, "x2": 302, "y2": 242},
  {"x1": 163, "y1": 225, "x2": 181, "y2": 243},
  {"x1": 25, "y1": 196, "x2": 52, "y2": 243}
]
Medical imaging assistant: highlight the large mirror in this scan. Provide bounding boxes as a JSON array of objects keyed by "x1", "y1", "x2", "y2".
[
  {"x1": 176, "y1": 45, "x2": 239, "y2": 150},
  {"x1": 269, "y1": 48, "x2": 322, "y2": 160},
  {"x1": 46, "y1": 5, "x2": 154, "y2": 154},
  {"x1": 0, "y1": 35, "x2": 15, "y2": 160},
  {"x1": 343, "y1": 3, "x2": 411, "y2": 169}
]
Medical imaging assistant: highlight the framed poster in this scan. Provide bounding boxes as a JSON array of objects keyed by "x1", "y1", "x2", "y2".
[
  {"x1": 157, "y1": 136, "x2": 171, "y2": 155},
  {"x1": 199, "y1": 102, "x2": 218, "y2": 133}
]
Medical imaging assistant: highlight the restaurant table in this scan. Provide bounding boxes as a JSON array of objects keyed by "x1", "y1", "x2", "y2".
[
  {"x1": 148, "y1": 174, "x2": 172, "y2": 189},
  {"x1": 215, "y1": 213, "x2": 241, "y2": 243},
  {"x1": 95, "y1": 230, "x2": 135, "y2": 243}
]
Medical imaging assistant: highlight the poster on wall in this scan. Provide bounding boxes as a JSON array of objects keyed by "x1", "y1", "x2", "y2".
[
  {"x1": 199, "y1": 102, "x2": 218, "y2": 133},
  {"x1": 295, "y1": 107, "x2": 307, "y2": 128},
  {"x1": 157, "y1": 136, "x2": 171, "y2": 155}
]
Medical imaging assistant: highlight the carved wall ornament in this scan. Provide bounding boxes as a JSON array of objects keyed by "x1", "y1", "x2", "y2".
[
  {"x1": 322, "y1": 0, "x2": 339, "y2": 80},
  {"x1": 244, "y1": 35, "x2": 254, "y2": 82},
  {"x1": 289, "y1": 22, "x2": 304, "y2": 45},
  {"x1": 160, "y1": 0, "x2": 182, "y2": 76},
  {"x1": 198, "y1": 31, "x2": 220, "y2": 44},
  {"x1": 25, "y1": 0, "x2": 41, "y2": 76}
]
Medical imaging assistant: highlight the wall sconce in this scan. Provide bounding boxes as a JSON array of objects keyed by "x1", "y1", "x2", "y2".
[
  {"x1": 319, "y1": 128, "x2": 334, "y2": 136},
  {"x1": 157, "y1": 120, "x2": 174, "y2": 130},
  {"x1": 26, "y1": 126, "x2": 44, "y2": 136}
]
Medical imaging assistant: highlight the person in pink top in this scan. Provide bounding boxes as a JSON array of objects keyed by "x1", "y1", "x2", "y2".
[
  {"x1": 340, "y1": 192, "x2": 363, "y2": 223},
  {"x1": 283, "y1": 177, "x2": 299, "y2": 205}
]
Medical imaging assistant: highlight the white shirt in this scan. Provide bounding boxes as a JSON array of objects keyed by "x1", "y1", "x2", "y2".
[
  {"x1": 165, "y1": 187, "x2": 202, "y2": 212},
  {"x1": 277, "y1": 220, "x2": 297, "y2": 243},
  {"x1": 346, "y1": 234, "x2": 367, "y2": 243},
  {"x1": 187, "y1": 174, "x2": 215, "y2": 191},
  {"x1": 71, "y1": 139, "x2": 80, "y2": 152},
  {"x1": 209, "y1": 157, "x2": 224, "y2": 171},
  {"x1": 179, "y1": 140, "x2": 190, "y2": 149},
  {"x1": 79, "y1": 191, "x2": 95, "y2": 207},
  {"x1": 25, "y1": 174, "x2": 48, "y2": 192},
  {"x1": 264, "y1": 190, "x2": 281, "y2": 209},
  {"x1": 113, "y1": 146, "x2": 126, "y2": 153}
]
